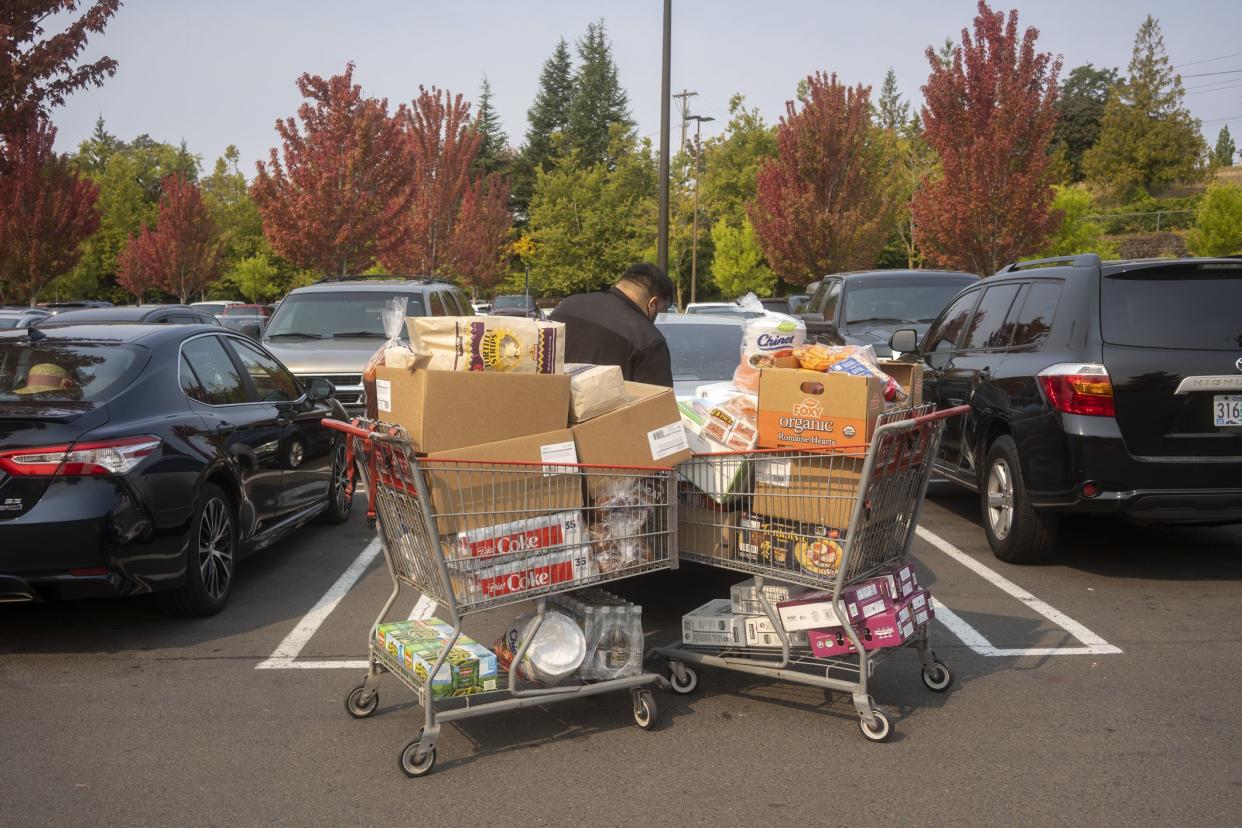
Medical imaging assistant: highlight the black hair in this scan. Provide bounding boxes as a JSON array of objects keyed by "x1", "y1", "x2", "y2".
[{"x1": 619, "y1": 263, "x2": 675, "y2": 304}]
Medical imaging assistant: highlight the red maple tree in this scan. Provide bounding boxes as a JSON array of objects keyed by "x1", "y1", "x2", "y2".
[
  {"x1": 251, "y1": 63, "x2": 414, "y2": 277},
  {"x1": 748, "y1": 72, "x2": 897, "y2": 285},
  {"x1": 0, "y1": 1, "x2": 121, "y2": 135},
  {"x1": 912, "y1": 1, "x2": 1062, "y2": 275},
  {"x1": 0, "y1": 118, "x2": 100, "y2": 304},
  {"x1": 119, "y1": 174, "x2": 221, "y2": 303},
  {"x1": 381, "y1": 86, "x2": 512, "y2": 288}
]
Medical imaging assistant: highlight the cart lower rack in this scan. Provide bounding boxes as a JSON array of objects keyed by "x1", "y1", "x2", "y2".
[
  {"x1": 655, "y1": 404, "x2": 967, "y2": 742},
  {"x1": 325, "y1": 418, "x2": 678, "y2": 777}
]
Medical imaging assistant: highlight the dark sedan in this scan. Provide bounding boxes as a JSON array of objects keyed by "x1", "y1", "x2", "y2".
[
  {"x1": 799, "y1": 270, "x2": 979, "y2": 358},
  {"x1": 35, "y1": 305, "x2": 221, "y2": 328},
  {"x1": 0, "y1": 325, "x2": 353, "y2": 615}
]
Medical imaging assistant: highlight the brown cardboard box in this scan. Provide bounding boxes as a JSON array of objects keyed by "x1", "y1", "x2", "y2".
[
  {"x1": 677, "y1": 506, "x2": 739, "y2": 561},
  {"x1": 373, "y1": 365, "x2": 570, "y2": 453},
  {"x1": 751, "y1": 454, "x2": 864, "y2": 527},
  {"x1": 424, "y1": 429, "x2": 584, "y2": 535},
  {"x1": 878, "y1": 359, "x2": 923, "y2": 408},
  {"x1": 571, "y1": 382, "x2": 693, "y2": 469},
  {"x1": 756, "y1": 368, "x2": 885, "y2": 450}
]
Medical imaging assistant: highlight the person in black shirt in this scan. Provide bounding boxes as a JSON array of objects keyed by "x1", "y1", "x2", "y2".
[{"x1": 549, "y1": 263, "x2": 675, "y2": 387}]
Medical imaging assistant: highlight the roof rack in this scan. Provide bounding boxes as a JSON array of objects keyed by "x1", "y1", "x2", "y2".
[
  {"x1": 997, "y1": 254, "x2": 1100, "y2": 274},
  {"x1": 313, "y1": 274, "x2": 440, "y2": 284}
]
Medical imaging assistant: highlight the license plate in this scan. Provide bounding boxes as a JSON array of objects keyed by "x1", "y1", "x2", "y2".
[{"x1": 1215, "y1": 395, "x2": 1242, "y2": 427}]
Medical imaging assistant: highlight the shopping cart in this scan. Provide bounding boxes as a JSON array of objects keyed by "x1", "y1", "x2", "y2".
[
  {"x1": 656, "y1": 404, "x2": 967, "y2": 743},
  {"x1": 323, "y1": 418, "x2": 677, "y2": 777}
]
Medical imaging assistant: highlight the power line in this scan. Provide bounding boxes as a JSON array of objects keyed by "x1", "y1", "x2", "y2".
[
  {"x1": 1181, "y1": 68, "x2": 1242, "y2": 79},
  {"x1": 1174, "y1": 50, "x2": 1242, "y2": 69}
]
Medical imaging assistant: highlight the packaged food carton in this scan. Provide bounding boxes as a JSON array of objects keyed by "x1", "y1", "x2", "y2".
[
  {"x1": 449, "y1": 509, "x2": 587, "y2": 561},
  {"x1": 737, "y1": 515, "x2": 844, "y2": 578},
  {"x1": 874, "y1": 562, "x2": 919, "y2": 603},
  {"x1": 730, "y1": 577, "x2": 812, "y2": 615},
  {"x1": 682, "y1": 598, "x2": 746, "y2": 647},
  {"x1": 565, "y1": 363, "x2": 628, "y2": 422},
  {"x1": 856, "y1": 601, "x2": 916, "y2": 651},
  {"x1": 776, "y1": 581, "x2": 892, "y2": 632},
  {"x1": 409, "y1": 316, "x2": 565, "y2": 373},
  {"x1": 756, "y1": 368, "x2": 885, "y2": 450},
  {"x1": 742, "y1": 614, "x2": 808, "y2": 648},
  {"x1": 373, "y1": 366, "x2": 570, "y2": 453},
  {"x1": 877, "y1": 360, "x2": 923, "y2": 408},
  {"x1": 909, "y1": 588, "x2": 935, "y2": 626},
  {"x1": 751, "y1": 454, "x2": 863, "y2": 527},
  {"x1": 425, "y1": 429, "x2": 584, "y2": 534},
  {"x1": 677, "y1": 399, "x2": 753, "y2": 503},
  {"x1": 805, "y1": 627, "x2": 859, "y2": 658},
  {"x1": 571, "y1": 382, "x2": 692, "y2": 491},
  {"x1": 678, "y1": 506, "x2": 740, "y2": 561},
  {"x1": 450, "y1": 541, "x2": 596, "y2": 604},
  {"x1": 375, "y1": 619, "x2": 499, "y2": 697}
]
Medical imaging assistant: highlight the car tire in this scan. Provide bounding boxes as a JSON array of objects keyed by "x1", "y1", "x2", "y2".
[
  {"x1": 316, "y1": 439, "x2": 353, "y2": 525},
  {"x1": 981, "y1": 436, "x2": 1058, "y2": 564},
  {"x1": 161, "y1": 483, "x2": 237, "y2": 617}
]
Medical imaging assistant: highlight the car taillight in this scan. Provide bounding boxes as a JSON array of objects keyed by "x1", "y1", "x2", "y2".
[
  {"x1": 0, "y1": 436, "x2": 161, "y2": 477},
  {"x1": 1037, "y1": 364, "x2": 1115, "y2": 417}
]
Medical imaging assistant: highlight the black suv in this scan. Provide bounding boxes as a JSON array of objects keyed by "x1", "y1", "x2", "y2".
[
  {"x1": 891, "y1": 254, "x2": 1242, "y2": 563},
  {"x1": 800, "y1": 269, "x2": 979, "y2": 358}
]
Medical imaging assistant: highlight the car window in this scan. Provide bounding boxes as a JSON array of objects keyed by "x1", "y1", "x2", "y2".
[
  {"x1": 226, "y1": 338, "x2": 301, "y2": 402},
  {"x1": 1101, "y1": 266, "x2": 1242, "y2": 350},
  {"x1": 427, "y1": 293, "x2": 447, "y2": 316},
  {"x1": 924, "y1": 289, "x2": 981, "y2": 354},
  {"x1": 179, "y1": 353, "x2": 206, "y2": 400},
  {"x1": 0, "y1": 343, "x2": 145, "y2": 402},
  {"x1": 181, "y1": 336, "x2": 249, "y2": 405},
  {"x1": 1009, "y1": 281, "x2": 1063, "y2": 348},
  {"x1": 961, "y1": 283, "x2": 1022, "y2": 350},
  {"x1": 821, "y1": 280, "x2": 842, "y2": 322},
  {"x1": 454, "y1": 290, "x2": 475, "y2": 316}
]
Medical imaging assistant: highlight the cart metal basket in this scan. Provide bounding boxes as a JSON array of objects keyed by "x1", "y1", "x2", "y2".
[
  {"x1": 656, "y1": 404, "x2": 967, "y2": 742},
  {"x1": 325, "y1": 418, "x2": 678, "y2": 776}
]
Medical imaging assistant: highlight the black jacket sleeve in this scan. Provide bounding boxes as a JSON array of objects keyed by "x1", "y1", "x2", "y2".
[{"x1": 630, "y1": 337, "x2": 674, "y2": 388}]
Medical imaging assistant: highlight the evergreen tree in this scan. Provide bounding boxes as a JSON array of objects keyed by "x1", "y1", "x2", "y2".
[
  {"x1": 566, "y1": 20, "x2": 634, "y2": 168},
  {"x1": 1052, "y1": 64, "x2": 1118, "y2": 182},
  {"x1": 876, "y1": 68, "x2": 910, "y2": 131},
  {"x1": 473, "y1": 75, "x2": 509, "y2": 175},
  {"x1": 1083, "y1": 16, "x2": 1206, "y2": 198},
  {"x1": 511, "y1": 38, "x2": 575, "y2": 216},
  {"x1": 1214, "y1": 126, "x2": 1236, "y2": 167}
]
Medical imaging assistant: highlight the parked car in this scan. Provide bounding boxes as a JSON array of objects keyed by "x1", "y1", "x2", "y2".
[
  {"x1": 471, "y1": 301, "x2": 492, "y2": 315},
  {"x1": 890, "y1": 254, "x2": 1242, "y2": 564},
  {"x1": 262, "y1": 276, "x2": 473, "y2": 414},
  {"x1": 684, "y1": 302, "x2": 763, "y2": 320},
  {"x1": 489, "y1": 294, "x2": 541, "y2": 318},
  {"x1": 757, "y1": 297, "x2": 795, "y2": 315},
  {"x1": 0, "y1": 307, "x2": 51, "y2": 329},
  {"x1": 800, "y1": 270, "x2": 979, "y2": 358},
  {"x1": 35, "y1": 305, "x2": 221, "y2": 328},
  {"x1": 219, "y1": 303, "x2": 272, "y2": 338},
  {"x1": 39, "y1": 300, "x2": 114, "y2": 314},
  {"x1": 191, "y1": 300, "x2": 245, "y2": 318},
  {"x1": 0, "y1": 324, "x2": 352, "y2": 615},
  {"x1": 656, "y1": 313, "x2": 745, "y2": 397},
  {"x1": 787, "y1": 293, "x2": 811, "y2": 314}
]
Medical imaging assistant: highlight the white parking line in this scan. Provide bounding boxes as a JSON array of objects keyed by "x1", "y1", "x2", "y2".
[{"x1": 916, "y1": 527, "x2": 1123, "y2": 656}]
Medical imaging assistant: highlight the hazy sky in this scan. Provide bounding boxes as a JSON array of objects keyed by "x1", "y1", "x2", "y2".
[{"x1": 49, "y1": 1, "x2": 1242, "y2": 173}]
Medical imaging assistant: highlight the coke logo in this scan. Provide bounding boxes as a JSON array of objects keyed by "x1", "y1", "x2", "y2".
[
  {"x1": 469, "y1": 524, "x2": 563, "y2": 558},
  {"x1": 756, "y1": 333, "x2": 796, "y2": 348}
]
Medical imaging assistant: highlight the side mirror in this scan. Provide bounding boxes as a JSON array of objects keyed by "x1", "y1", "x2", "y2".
[
  {"x1": 889, "y1": 328, "x2": 919, "y2": 355},
  {"x1": 306, "y1": 377, "x2": 335, "y2": 401}
]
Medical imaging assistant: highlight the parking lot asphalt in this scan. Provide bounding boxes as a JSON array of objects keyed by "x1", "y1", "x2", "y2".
[{"x1": 3, "y1": 483, "x2": 1241, "y2": 827}]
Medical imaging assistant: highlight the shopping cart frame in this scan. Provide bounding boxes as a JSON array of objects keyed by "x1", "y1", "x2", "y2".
[
  {"x1": 655, "y1": 404, "x2": 968, "y2": 742},
  {"x1": 324, "y1": 418, "x2": 676, "y2": 777}
]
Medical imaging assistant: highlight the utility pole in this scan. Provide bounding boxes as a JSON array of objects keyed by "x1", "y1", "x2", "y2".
[
  {"x1": 657, "y1": 0, "x2": 671, "y2": 273},
  {"x1": 673, "y1": 89, "x2": 698, "y2": 153},
  {"x1": 687, "y1": 114, "x2": 714, "y2": 306}
]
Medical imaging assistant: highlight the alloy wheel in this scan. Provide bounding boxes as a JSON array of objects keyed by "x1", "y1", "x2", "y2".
[
  {"x1": 332, "y1": 443, "x2": 350, "y2": 513},
  {"x1": 198, "y1": 497, "x2": 234, "y2": 599},
  {"x1": 986, "y1": 458, "x2": 1014, "y2": 540}
]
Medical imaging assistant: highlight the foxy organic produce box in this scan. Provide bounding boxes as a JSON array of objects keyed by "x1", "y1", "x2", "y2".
[{"x1": 756, "y1": 368, "x2": 884, "y2": 450}]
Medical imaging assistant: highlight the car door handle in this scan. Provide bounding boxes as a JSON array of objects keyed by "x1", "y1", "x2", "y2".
[{"x1": 214, "y1": 423, "x2": 235, "y2": 435}]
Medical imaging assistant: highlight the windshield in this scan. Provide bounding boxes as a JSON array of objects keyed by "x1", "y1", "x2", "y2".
[
  {"x1": 1102, "y1": 267, "x2": 1242, "y2": 350},
  {"x1": 492, "y1": 295, "x2": 534, "y2": 310},
  {"x1": 660, "y1": 322, "x2": 745, "y2": 382},
  {"x1": 0, "y1": 343, "x2": 146, "y2": 402},
  {"x1": 843, "y1": 279, "x2": 975, "y2": 325},
  {"x1": 264, "y1": 292, "x2": 426, "y2": 339}
]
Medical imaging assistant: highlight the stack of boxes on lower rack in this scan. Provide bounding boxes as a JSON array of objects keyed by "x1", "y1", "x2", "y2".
[{"x1": 682, "y1": 564, "x2": 936, "y2": 658}]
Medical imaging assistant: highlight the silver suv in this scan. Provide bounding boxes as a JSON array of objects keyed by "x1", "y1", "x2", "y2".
[{"x1": 262, "y1": 277, "x2": 474, "y2": 412}]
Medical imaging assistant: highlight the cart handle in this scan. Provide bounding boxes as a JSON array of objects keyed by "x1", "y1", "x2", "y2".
[{"x1": 321, "y1": 418, "x2": 378, "y2": 439}]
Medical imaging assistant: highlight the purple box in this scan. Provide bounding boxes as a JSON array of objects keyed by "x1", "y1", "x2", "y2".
[
  {"x1": 876, "y1": 563, "x2": 919, "y2": 602},
  {"x1": 908, "y1": 589, "x2": 934, "y2": 627},
  {"x1": 777, "y1": 580, "x2": 895, "y2": 632},
  {"x1": 860, "y1": 601, "x2": 916, "y2": 651},
  {"x1": 806, "y1": 627, "x2": 859, "y2": 658}
]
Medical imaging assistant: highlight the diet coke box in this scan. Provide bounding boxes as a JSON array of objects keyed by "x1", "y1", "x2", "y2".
[
  {"x1": 468, "y1": 544, "x2": 595, "y2": 601},
  {"x1": 454, "y1": 510, "x2": 586, "y2": 560}
]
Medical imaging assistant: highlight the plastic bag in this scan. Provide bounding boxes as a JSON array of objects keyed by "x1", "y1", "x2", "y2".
[
  {"x1": 588, "y1": 478, "x2": 662, "y2": 571},
  {"x1": 362, "y1": 297, "x2": 413, "y2": 417},
  {"x1": 793, "y1": 343, "x2": 908, "y2": 403},
  {"x1": 494, "y1": 611, "x2": 587, "y2": 685},
  {"x1": 732, "y1": 293, "x2": 806, "y2": 393}
]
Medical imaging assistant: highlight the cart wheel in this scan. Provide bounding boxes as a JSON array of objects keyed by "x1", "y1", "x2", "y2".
[
  {"x1": 858, "y1": 709, "x2": 892, "y2": 743},
  {"x1": 344, "y1": 684, "x2": 379, "y2": 719},
  {"x1": 921, "y1": 660, "x2": 953, "y2": 693},
  {"x1": 669, "y1": 665, "x2": 698, "y2": 695},
  {"x1": 398, "y1": 731, "x2": 437, "y2": 778},
  {"x1": 632, "y1": 689, "x2": 658, "y2": 730}
]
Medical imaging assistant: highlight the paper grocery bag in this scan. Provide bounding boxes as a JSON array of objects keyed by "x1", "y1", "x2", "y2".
[{"x1": 409, "y1": 317, "x2": 566, "y2": 373}]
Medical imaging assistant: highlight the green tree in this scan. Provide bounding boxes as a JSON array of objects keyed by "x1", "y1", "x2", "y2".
[
  {"x1": 511, "y1": 37, "x2": 575, "y2": 215},
  {"x1": 710, "y1": 217, "x2": 774, "y2": 297},
  {"x1": 473, "y1": 75, "x2": 510, "y2": 175},
  {"x1": 228, "y1": 252, "x2": 282, "y2": 303},
  {"x1": 1187, "y1": 183, "x2": 1242, "y2": 256},
  {"x1": 566, "y1": 20, "x2": 634, "y2": 168},
  {"x1": 201, "y1": 145, "x2": 264, "y2": 266},
  {"x1": 1083, "y1": 16, "x2": 1206, "y2": 199},
  {"x1": 1053, "y1": 64, "x2": 1118, "y2": 182},
  {"x1": 876, "y1": 68, "x2": 910, "y2": 131},
  {"x1": 1036, "y1": 185, "x2": 1117, "y2": 258},
  {"x1": 526, "y1": 135, "x2": 655, "y2": 296},
  {"x1": 1213, "y1": 126, "x2": 1236, "y2": 168},
  {"x1": 700, "y1": 94, "x2": 778, "y2": 228}
]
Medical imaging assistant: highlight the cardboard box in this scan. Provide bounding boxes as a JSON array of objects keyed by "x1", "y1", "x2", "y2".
[
  {"x1": 678, "y1": 506, "x2": 740, "y2": 560},
  {"x1": 875, "y1": 562, "x2": 919, "y2": 603},
  {"x1": 806, "y1": 627, "x2": 859, "y2": 658},
  {"x1": 424, "y1": 429, "x2": 584, "y2": 535},
  {"x1": 375, "y1": 619, "x2": 500, "y2": 697},
  {"x1": 738, "y1": 515, "x2": 846, "y2": 579},
  {"x1": 857, "y1": 601, "x2": 916, "y2": 651},
  {"x1": 878, "y1": 360, "x2": 923, "y2": 408},
  {"x1": 681, "y1": 598, "x2": 746, "y2": 647},
  {"x1": 449, "y1": 508, "x2": 586, "y2": 561},
  {"x1": 572, "y1": 382, "x2": 693, "y2": 469},
  {"x1": 776, "y1": 581, "x2": 892, "y2": 632},
  {"x1": 752, "y1": 455, "x2": 863, "y2": 527},
  {"x1": 756, "y1": 368, "x2": 885, "y2": 450},
  {"x1": 742, "y1": 614, "x2": 808, "y2": 648},
  {"x1": 729, "y1": 577, "x2": 812, "y2": 615},
  {"x1": 678, "y1": 402, "x2": 752, "y2": 503},
  {"x1": 450, "y1": 542, "x2": 595, "y2": 604},
  {"x1": 909, "y1": 588, "x2": 935, "y2": 626},
  {"x1": 373, "y1": 365, "x2": 570, "y2": 453}
]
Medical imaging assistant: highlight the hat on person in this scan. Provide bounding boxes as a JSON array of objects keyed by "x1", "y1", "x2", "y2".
[{"x1": 14, "y1": 363, "x2": 76, "y2": 395}]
